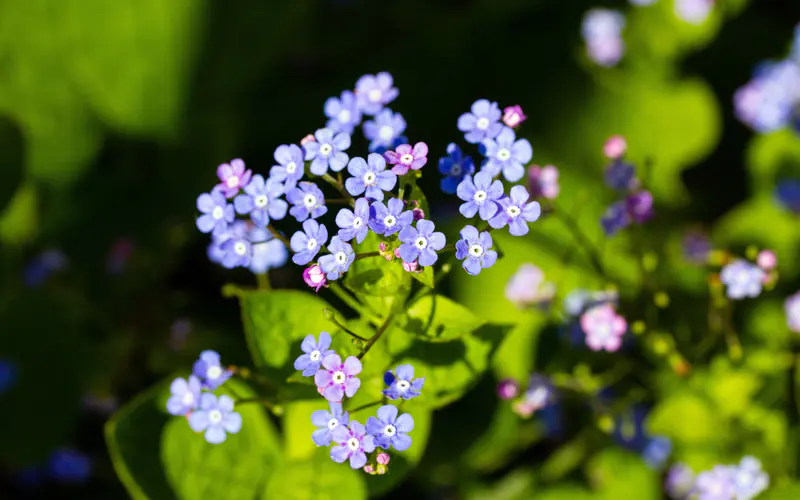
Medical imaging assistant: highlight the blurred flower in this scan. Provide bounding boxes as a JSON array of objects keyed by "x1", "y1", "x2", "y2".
[
  {"x1": 756, "y1": 249, "x2": 777, "y2": 271},
  {"x1": 458, "y1": 99, "x2": 504, "y2": 144},
  {"x1": 0, "y1": 359, "x2": 18, "y2": 393},
  {"x1": 364, "y1": 109, "x2": 407, "y2": 152},
  {"x1": 249, "y1": 232, "x2": 289, "y2": 274},
  {"x1": 581, "y1": 304, "x2": 627, "y2": 352},
  {"x1": 683, "y1": 230, "x2": 711, "y2": 264},
  {"x1": 385, "y1": 142, "x2": 428, "y2": 176},
  {"x1": 720, "y1": 259, "x2": 765, "y2": 300},
  {"x1": 23, "y1": 249, "x2": 68, "y2": 288},
  {"x1": 318, "y1": 236, "x2": 355, "y2": 281},
  {"x1": 489, "y1": 186, "x2": 542, "y2": 236},
  {"x1": 166, "y1": 375, "x2": 202, "y2": 416},
  {"x1": 629, "y1": 0, "x2": 657, "y2": 6},
  {"x1": 438, "y1": 143, "x2": 476, "y2": 195},
  {"x1": 735, "y1": 60, "x2": 800, "y2": 133},
  {"x1": 603, "y1": 135, "x2": 627, "y2": 159},
  {"x1": 216, "y1": 159, "x2": 252, "y2": 199},
  {"x1": 694, "y1": 465, "x2": 736, "y2": 499},
  {"x1": 331, "y1": 421, "x2": 376, "y2": 469},
  {"x1": 775, "y1": 179, "x2": 800, "y2": 212},
  {"x1": 675, "y1": 0, "x2": 714, "y2": 25},
  {"x1": 481, "y1": 127, "x2": 534, "y2": 182},
  {"x1": 383, "y1": 364, "x2": 424, "y2": 400},
  {"x1": 219, "y1": 221, "x2": 253, "y2": 269},
  {"x1": 505, "y1": 263, "x2": 556, "y2": 308},
  {"x1": 294, "y1": 331, "x2": 335, "y2": 377},
  {"x1": 270, "y1": 144, "x2": 305, "y2": 191},
  {"x1": 304, "y1": 264, "x2": 328, "y2": 292},
  {"x1": 528, "y1": 164, "x2": 560, "y2": 199},
  {"x1": 369, "y1": 198, "x2": 414, "y2": 236},
  {"x1": 732, "y1": 456, "x2": 769, "y2": 500},
  {"x1": 398, "y1": 220, "x2": 446, "y2": 267},
  {"x1": 315, "y1": 354, "x2": 362, "y2": 402},
  {"x1": 311, "y1": 402, "x2": 350, "y2": 447},
  {"x1": 48, "y1": 449, "x2": 92, "y2": 484},
  {"x1": 785, "y1": 291, "x2": 800, "y2": 333},
  {"x1": 325, "y1": 90, "x2": 362, "y2": 134},
  {"x1": 345, "y1": 154, "x2": 397, "y2": 201},
  {"x1": 107, "y1": 238, "x2": 134, "y2": 274},
  {"x1": 497, "y1": 378, "x2": 520, "y2": 400},
  {"x1": 502, "y1": 105, "x2": 527, "y2": 128},
  {"x1": 601, "y1": 200, "x2": 631, "y2": 236},
  {"x1": 455, "y1": 225, "x2": 498, "y2": 276},
  {"x1": 665, "y1": 463, "x2": 696, "y2": 499},
  {"x1": 604, "y1": 160, "x2": 636, "y2": 191},
  {"x1": 188, "y1": 393, "x2": 242, "y2": 444},
  {"x1": 582, "y1": 9, "x2": 626, "y2": 67},
  {"x1": 303, "y1": 128, "x2": 351, "y2": 175},
  {"x1": 367, "y1": 405, "x2": 414, "y2": 451},
  {"x1": 288, "y1": 182, "x2": 328, "y2": 222},
  {"x1": 641, "y1": 436, "x2": 672, "y2": 469},
  {"x1": 625, "y1": 190, "x2": 654, "y2": 224},
  {"x1": 513, "y1": 374, "x2": 554, "y2": 418},
  {"x1": 192, "y1": 350, "x2": 232, "y2": 390},
  {"x1": 355, "y1": 72, "x2": 398, "y2": 116},
  {"x1": 564, "y1": 288, "x2": 619, "y2": 317},
  {"x1": 291, "y1": 220, "x2": 328, "y2": 266}
]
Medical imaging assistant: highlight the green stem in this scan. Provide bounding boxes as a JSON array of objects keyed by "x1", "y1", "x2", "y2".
[
  {"x1": 267, "y1": 224, "x2": 292, "y2": 248},
  {"x1": 346, "y1": 399, "x2": 383, "y2": 414},
  {"x1": 323, "y1": 308, "x2": 369, "y2": 342},
  {"x1": 327, "y1": 282, "x2": 373, "y2": 318},
  {"x1": 550, "y1": 202, "x2": 607, "y2": 279},
  {"x1": 322, "y1": 174, "x2": 355, "y2": 206},
  {"x1": 256, "y1": 273, "x2": 271, "y2": 290},
  {"x1": 354, "y1": 251, "x2": 381, "y2": 261},
  {"x1": 357, "y1": 312, "x2": 397, "y2": 360}
]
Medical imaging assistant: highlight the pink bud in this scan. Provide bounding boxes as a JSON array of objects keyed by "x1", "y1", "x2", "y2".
[
  {"x1": 503, "y1": 105, "x2": 527, "y2": 128},
  {"x1": 512, "y1": 400, "x2": 536, "y2": 418},
  {"x1": 603, "y1": 135, "x2": 627, "y2": 159},
  {"x1": 303, "y1": 265, "x2": 327, "y2": 292},
  {"x1": 497, "y1": 379, "x2": 520, "y2": 400},
  {"x1": 402, "y1": 260, "x2": 423, "y2": 274},
  {"x1": 412, "y1": 208, "x2": 425, "y2": 221},
  {"x1": 300, "y1": 134, "x2": 316, "y2": 146},
  {"x1": 757, "y1": 250, "x2": 777, "y2": 271},
  {"x1": 377, "y1": 452, "x2": 390, "y2": 465},
  {"x1": 363, "y1": 464, "x2": 375, "y2": 474}
]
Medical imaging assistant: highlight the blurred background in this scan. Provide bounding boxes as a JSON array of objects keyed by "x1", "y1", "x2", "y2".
[{"x1": 0, "y1": 0, "x2": 799, "y2": 498}]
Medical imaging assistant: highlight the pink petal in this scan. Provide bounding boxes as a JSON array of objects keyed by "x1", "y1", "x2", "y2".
[
  {"x1": 412, "y1": 142, "x2": 428, "y2": 158},
  {"x1": 395, "y1": 144, "x2": 412, "y2": 155},
  {"x1": 410, "y1": 158, "x2": 427, "y2": 170}
]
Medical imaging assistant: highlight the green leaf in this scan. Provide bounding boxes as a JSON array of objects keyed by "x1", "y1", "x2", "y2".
[
  {"x1": 462, "y1": 403, "x2": 542, "y2": 473},
  {"x1": 746, "y1": 129, "x2": 800, "y2": 194},
  {"x1": 410, "y1": 265, "x2": 435, "y2": 288},
  {"x1": 404, "y1": 294, "x2": 486, "y2": 342},
  {"x1": 706, "y1": 364, "x2": 762, "y2": 418},
  {"x1": 587, "y1": 449, "x2": 660, "y2": 500},
  {"x1": 0, "y1": 116, "x2": 24, "y2": 212},
  {"x1": 105, "y1": 382, "x2": 176, "y2": 500},
  {"x1": 161, "y1": 379, "x2": 282, "y2": 499},
  {"x1": 758, "y1": 482, "x2": 800, "y2": 500},
  {"x1": 345, "y1": 232, "x2": 411, "y2": 311},
  {"x1": 647, "y1": 392, "x2": 722, "y2": 445},
  {"x1": 540, "y1": 433, "x2": 590, "y2": 482},
  {"x1": 262, "y1": 448, "x2": 366, "y2": 500},
  {"x1": 462, "y1": 468, "x2": 536, "y2": 500},
  {"x1": 532, "y1": 485, "x2": 595, "y2": 500},
  {"x1": 0, "y1": 182, "x2": 38, "y2": 246}
]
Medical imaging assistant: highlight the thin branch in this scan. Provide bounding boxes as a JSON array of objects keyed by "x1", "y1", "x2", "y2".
[
  {"x1": 549, "y1": 202, "x2": 607, "y2": 279},
  {"x1": 323, "y1": 308, "x2": 369, "y2": 342},
  {"x1": 357, "y1": 312, "x2": 397, "y2": 360},
  {"x1": 346, "y1": 399, "x2": 383, "y2": 414}
]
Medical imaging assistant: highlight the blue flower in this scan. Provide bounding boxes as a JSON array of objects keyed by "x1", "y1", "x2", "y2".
[
  {"x1": 455, "y1": 225, "x2": 498, "y2": 276},
  {"x1": 720, "y1": 259, "x2": 765, "y2": 299},
  {"x1": 601, "y1": 200, "x2": 631, "y2": 235},
  {"x1": 331, "y1": 421, "x2": 376, "y2": 469},
  {"x1": 732, "y1": 456, "x2": 769, "y2": 500},
  {"x1": 192, "y1": 350, "x2": 232, "y2": 390},
  {"x1": 48, "y1": 449, "x2": 92, "y2": 484},
  {"x1": 269, "y1": 144, "x2": 305, "y2": 191},
  {"x1": 456, "y1": 171, "x2": 504, "y2": 220},
  {"x1": 695, "y1": 466, "x2": 736, "y2": 500},
  {"x1": 166, "y1": 375, "x2": 202, "y2": 416},
  {"x1": 290, "y1": 220, "x2": 329, "y2": 266},
  {"x1": 438, "y1": 143, "x2": 475, "y2": 194},
  {"x1": 335, "y1": 198, "x2": 370, "y2": 243},
  {"x1": 604, "y1": 160, "x2": 637, "y2": 191},
  {"x1": 665, "y1": 463, "x2": 696, "y2": 500},
  {"x1": 293, "y1": 331, "x2": 335, "y2": 376},
  {"x1": 325, "y1": 90, "x2": 362, "y2": 134},
  {"x1": 233, "y1": 174, "x2": 287, "y2": 227},
  {"x1": 188, "y1": 393, "x2": 242, "y2": 444},
  {"x1": 345, "y1": 154, "x2": 397, "y2": 201},
  {"x1": 355, "y1": 72, "x2": 398, "y2": 115},
  {"x1": 0, "y1": 359, "x2": 17, "y2": 393},
  {"x1": 398, "y1": 220, "x2": 446, "y2": 266},
  {"x1": 382, "y1": 364, "x2": 424, "y2": 400},
  {"x1": 318, "y1": 236, "x2": 355, "y2": 281},
  {"x1": 776, "y1": 179, "x2": 800, "y2": 213},
  {"x1": 489, "y1": 186, "x2": 542, "y2": 236},
  {"x1": 303, "y1": 128, "x2": 351, "y2": 176},
  {"x1": 311, "y1": 401, "x2": 350, "y2": 446},
  {"x1": 369, "y1": 198, "x2": 413, "y2": 236},
  {"x1": 363, "y1": 109, "x2": 406, "y2": 152},
  {"x1": 249, "y1": 229, "x2": 289, "y2": 274},
  {"x1": 366, "y1": 405, "x2": 414, "y2": 451},
  {"x1": 372, "y1": 134, "x2": 409, "y2": 156},
  {"x1": 22, "y1": 249, "x2": 68, "y2": 288},
  {"x1": 218, "y1": 221, "x2": 253, "y2": 269},
  {"x1": 641, "y1": 436, "x2": 672, "y2": 469},
  {"x1": 482, "y1": 127, "x2": 533, "y2": 182},
  {"x1": 196, "y1": 189, "x2": 235, "y2": 237},
  {"x1": 287, "y1": 182, "x2": 328, "y2": 222},
  {"x1": 457, "y1": 99, "x2": 503, "y2": 144}
]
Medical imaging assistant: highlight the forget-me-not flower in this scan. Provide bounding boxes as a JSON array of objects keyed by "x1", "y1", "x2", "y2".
[
  {"x1": 385, "y1": 142, "x2": 428, "y2": 176},
  {"x1": 233, "y1": 174, "x2": 287, "y2": 227},
  {"x1": 188, "y1": 393, "x2": 242, "y2": 444},
  {"x1": 219, "y1": 221, "x2": 253, "y2": 269},
  {"x1": 311, "y1": 401, "x2": 350, "y2": 446},
  {"x1": 665, "y1": 463, "x2": 696, "y2": 499},
  {"x1": 369, "y1": 198, "x2": 413, "y2": 236},
  {"x1": 48, "y1": 449, "x2": 92, "y2": 484},
  {"x1": 318, "y1": 236, "x2": 355, "y2": 281},
  {"x1": 505, "y1": 263, "x2": 556, "y2": 308},
  {"x1": 288, "y1": 182, "x2": 328, "y2": 222},
  {"x1": 489, "y1": 185, "x2": 542, "y2": 236},
  {"x1": 355, "y1": 72, "x2": 398, "y2": 115},
  {"x1": 315, "y1": 354, "x2": 362, "y2": 402},
  {"x1": 363, "y1": 109, "x2": 407, "y2": 152},
  {"x1": 528, "y1": 165, "x2": 560, "y2": 200},
  {"x1": 325, "y1": 90, "x2": 362, "y2": 134},
  {"x1": 166, "y1": 375, "x2": 202, "y2": 416},
  {"x1": 458, "y1": 99, "x2": 503, "y2": 144},
  {"x1": 457, "y1": 171, "x2": 504, "y2": 220},
  {"x1": 248, "y1": 227, "x2": 288, "y2": 273},
  {"x1": 216, "y1": 159, "x2": 252, "y2": 198},
  {"x1": 270, "y1": 144, "x2": 305, "y2": 191},
  {"x1": 382, "y1": 364, "x2": 424, "y2": 400},
  {"x1": 367, "y1": 405, "x2": 414, "y2": 451},
  {"x1": 720, "y1": 259, "x2": 765, "y2": 300},
  {"x1": 345, "y1": 154, "x2": 397, "y2": 201},
  {"x1": 694, "y1": 465, "x2": 736, "y2": 500},
  {"x1": 398, "y1": 220, "x2": 446, "y2": 267},
  {"x1": 192, "y1": 350, "x2": 232, "y2": 390},
  {"x1": 580, "y1": 304, "x2": 627, "y2": 352},
  {"x1": 294, "y1": 331, "x2": 335, "y2": 376},
  {"x1": 786, "y1": 291, "x2": 800, "y2": 333},
  {"x1": 196, "y1": 189, "x2": 235, "y2": 237},
  {"x1": 303, "y1": 128, "x2": 351, "y2": 175},
  {"x1": 290, "y1": 219, "x2": 329, "y2": 266},
  {"x1": 456, "y1": 225, "x2": 498, "y2": 276},
  {"x1": 732, "y1": 456, "x2": 769, "y2": 500},
  {"x1": 482, "y1": 127, "x2": 533, "y2": 182},
  {"x1": 331, "y1": 421, "x2": 376, "y2": 469},
  {"x1": 604, "y1": 160, "x2": 637, "y2": 191},
  {"x1": 335, "y1": 198, "x2": 370, "y2": 243},
  {"x1": 439, "y1": 143, "x2": 475, "y2": 195}
]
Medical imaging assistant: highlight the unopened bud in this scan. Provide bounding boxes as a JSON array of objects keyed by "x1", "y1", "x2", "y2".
[
  {"x1": 300, "y1": 134, "x2": 316, "y2": 146},
  {"x1": 377, "y1": 452, "x2": 390, "y2": 465}
]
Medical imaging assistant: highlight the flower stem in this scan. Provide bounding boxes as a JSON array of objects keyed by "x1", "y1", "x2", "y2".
[
  {"x1": 357, "y1": 312, "x2": 397, "y2": 360},
  {"x1": 255, "y1": 273, "x2": 271, "y2": 290},
  {"x1": 323, "y1": 308, "x2": 369, "y2": 342},
  {"x1": 550, "y1": 202, "x2": 607, "y2": 279},
  {"x1": 346, "y1": 399, "x2": 384, "y2": 414},
  {"x1": 322, "y1": 174, "x2": 355, "y2": 206},
  {"x1": 355, "y1": 251, "x2": 381, "y2": 261},
  {"x1": 327, "y1": 282, "x2": 375, "y2": 320},
  {"x1": 267, "y1": 224, "x2": 292, "y2": 248}
]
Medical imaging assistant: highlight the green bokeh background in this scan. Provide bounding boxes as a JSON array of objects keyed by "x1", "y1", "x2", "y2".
[{"x1": 1, "y1": 0, "x2": 799, "y2": 498}]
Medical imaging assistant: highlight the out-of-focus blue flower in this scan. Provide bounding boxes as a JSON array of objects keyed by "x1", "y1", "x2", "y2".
[
  {"x1": 369, "y1": 198, "x2": 413, "y2": 236},
  {"x1": 675, "y1": 0, "x2": 714, "y2": 25},
  {"x1": 582, "y1": 9, "x2": 626, "y2": 67},
  {"x1": 481, "y1": 127, "x2": 533, "y2": 182},
  {"x1": 294, "y1": 331, "x2": 335, "y2": 377},
  {"x1": 249, "y1": 230, "x2": 289, "y2": 274},
  {"x1": 290, "y1": 220, "x2": 328, "y2": 266},
  {"x1": 601, "y1": 200, "x2": 631, "y2": 236},
  {"x1": 694, "y1": 465, "x2": 736, "y2": 500},
  {"x1": 776, "y1": 179, "x2": 800, "y2": 212},
  {"x1": 303, "y1": 128, "x2": 351, "y2": 176},
  {"x1": 325, "y1": 90, "x2": 362, "y2": 134},
  {"x1": 270, "y1": 144, "x2": 305, "y2": 191},
  {"x1": 398, "y1": 220, "x2": 446, "y2": 267},
  {"x1": 604, "y1": 160, "x2": 637, "y2": 191},
  {"x1": 382, "y1": 364, "x2": 424, "y2": 400},
  {"x1": 457, "y1": 171, "x2": 504, "y2": 220},
  {"x1": 683, "y1": 229, "x2": 711, "y2": 264},
  {"x1": 363, "y1": 109, "x2": 407, "y2": 152},
  {"x1": 331, "y1": 421, "x2": 376, "y2": 469},
  {"x1": 196, "y1": 189, "x2": 235, "y2": 237},
  {"x1": 735, "y1": 60, "x2": 800, "y2": 133},
  {"x1": 355, "y1": 72, "x2": 398, "y2": 116},
  {"x1": 23, "y1": 249, "x2": 68, "y2": 288},
  {"x1": 513, "y1": 374, "x2": 555, "y2": 418},
  {"x1": 665, "y1": 463, "x2": 696, "y2": 499},
  {"x1": 345, "y1": 154, "x2": 397, "y2": 201},
  {"x1": 457, "y1": 99, "x2": 503, "y2": 144},
  {"x1": 166, "y1": 375, "x2": 202, "y2": 416},
  {"x1": 0, "y1": 359, "x2": 18, "y2": 393},
  {"x1": 455, "y1": 225, "x2": 498, "y2": 276},
  {"x1": 629, "y1": 0, "x2": 657, "y2": 5},
  {"x1": 335, "y1": 198, "x2": 370, "y2": 244},
  {"x1": 318, "y1": 236, "x2": 355, "y2": 281},
  {"x1": 192, "y1": 350, "x2": 232, "y2": 390},
  {"x1": 366, "y1": 405, "x2": 414, "y2": 451},
  {"x1": 626, "y1": 190, "x2": 654, "y2": 224},
  {"x1": 563, "y1": 288, "x2": 619, "y2": 317},
  {"x1": 641, "y1": 436, "x2": 672, "y2": 469},
  {"x1": 720, "y1": 259, "x2": 765, "y2": 300},
  {"x1": 311, "y1": 402, "x2": 350, "y2": 446},
  {"x1": 732, "y1": 456, "x2": 769, "y2": 500},
  {"x1": 438, "y1": 143, "x2": 475, "y2": 195},
  {"x1": 489, "y1": 185, "x2": 542, "y2": 236},
  {"x1": 288, "y1": 182, "x2": 328, "y2": 222},
  {"x1": 188, "y1": 393, "x2": 242, "y2": 444},
  {"x1": 528, "y1": 165, "x2": 560, "y2": 200},
  {"x1": 48, "y1": 449, "x2": 92, "y2": 484}
]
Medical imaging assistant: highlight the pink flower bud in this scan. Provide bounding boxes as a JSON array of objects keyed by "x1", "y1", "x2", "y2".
[
  {"x1": 497, "y1": 379, "x2": 520, "y2": 400},
  {"x1": 377, "y1": 452, "x2": 390, "y2": 465},
  {"x1": 363, "y1": 464, "x2": 375, "y2": 474},
  {"x1": 303, "y1": 265, "x2": 327, "y2": 292},
  {"x1": 379, "y1": 242, "x2": 394, "y2": 261},
  {"x1": 757, "y1": 250, "x2": 777, "y2": 271},
  {"x1": 412, "y1": 208, "x2": 425, "y2": 221},
  {"x1": 503, "y1": 105, "x2": 527, "y2": 128},
  {"x1": 402, "y1": 260, "x2": 423, "y2": 274},
  {"x1": 603, "y1": 135, "x2": 627, "y2": 159},
  {"x1": 300, "y1": 134, "x2": 316, "y2": 146}
]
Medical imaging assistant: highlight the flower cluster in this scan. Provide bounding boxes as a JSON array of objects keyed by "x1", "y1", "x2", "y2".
[
  {"x1": 497, "y1": 373, "x2": 556, "y2": 419},
  {"x1": 666, "y1": 457, "x2": 769, "y2": 500},
  {"x1": 719, "y1": 248, "x2": 779, "y2": 300},
  {"x1": 598, "y1": 136, "x2": 655, "y2": 236},
  {"x1": 165, "y1": 350, "x2": 241, "y2": 444},
  {"x1": 294, "y1": 332, "x2": 423, "y2": 472},
  {"x1": 581, "y1": 9, "x2": 626, "y2": 67}
]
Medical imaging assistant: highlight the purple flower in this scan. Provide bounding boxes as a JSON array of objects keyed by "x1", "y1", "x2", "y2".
[
  {"x1": 304, "y1": 264, "x2": 328, "y2": 292},
  {"x1": 694, "y1": 465, "x2": 736, "y2": 500},
  {"x1": 497, "y1": 379, "x2": 520, "y2": 400},
  {"x1": 219, "y1": 220, "x2": 253, "y2": 269},
  {"x1": 216, "y1": 159, "x2": 252, "y2": 198},
  {"x1": 192, "y1": 350, "x2": 232, "y2": 390},
  {"x1": 294, "y1": 331, "x2": 335, "y2": 377},
  {"x1": 303, "y1": 128, "x2": 351, "y2": 176},
  {"x1": 335, "y1": 198, "x2": 370, "y2": 243},
  {"x1": 580, "y1": 304, "x2": 626, "y2": 352},
  {"x1": 249, "y1": 236, "x2": 289, "y2": 274},
  {"x1": 457, "y1": 171, "x2": 504, "y2": 220},
  {"x1": 314, "y1": 354, "x2": 362, "y2": 402},
  {"x1": 586, "y1": 37, "x2": 625, "y2": 67},
  {"x1": 287, "y1": 182, "x2": 327, "y2": 222},
  {"x1": 665, "y1": 463, "x2": 696, "y2": 499},
  {"x1": 311, "y1": 401, "x2": 350, "y2": 446},
  {"x1": 382, "y1": 364, "x2": 424, "y2": 400},
  {"x1": 720, "y1": 259, "x2": 765, "y2": 300},
  {"x1": 325, "y1": 90, "x2": 362, "y2": 134},
  {"x1": 290, "y1": 220, "x2": 328, "y2": 266},
  {"x1": 455, "y1": 225, "x2": 498, "y2": 276},
  {"x1": 776, "y1": 179, "x2": 800, "y2": 213},
  {"x1": 345, "y1": 154, "x2": 397, "y2": 201},
  {"x1": 366, "y1": 405, "x2": 414, "y2": 451},
  {"x1": 601, "y1": 200, "x2": 631, "y2": 235},
  {"x1": 269, "y1": 144, "x2": 305, "y2": 191},
  {"x1": 439, "y1": 143, "x2": 476, "y2": 195},
  {"x1": 683, "y1": 230, "x2": 711, "y2": 264},
  {"x1": 233, "y1": 174, "x2": 287, "y2": 227},
  {"x1": 355, "y1": 72, "x2": 398, "y2": 115},
  {"x1": 0, "y1": 359, "x2": 17, "y2": 393},
  {"x1": 732, "y1": 456, "x2": 769, "y2": 500},
  {"x1": 188, "y1": 393, "x2": 242, "y2": 444},
  {"x1": 398, "y1": 220, "x2": 446, "y2": 267},
  {"x1": 457, "y1": 99, "x2": 503, "y2": 144},
  {"x1": 318, "y1": 236, "x2": 355, "y2": 281},
  {"x1": 331, "y1": 421, "x2": 376, "y2": 469},
  {"x1": 604, "y1": 160, "x2": 637, "y2": 191},
  {"x1": 369, "y1": 197, "x2": 414, "y2": 236},
  {"x1": 363, "y1": 109, "x2": 407, "y2": 152},
  {"x1": 385, "y1": 142, "x2": 428, "y2": 175},
  {"x1": 166, "y1": 375, "x2": 202, "y2": 416},
  {"x1": 482, "y1": 127, "x2": 534, "y2": 182},
  {"x1": 505, "y1": 263, "x2": 556, "y2": 308},
  {"x1": 786, "y1": 291, "x2": 800, "y2": 333},
  {"x1": 196, "y1": 189, "x2": 235, "y2": 237},
  {"x1": 528, "y1": 165, "x2": 560, "y2": 199},
  {"x1": 503, "y1": 105, "x2": 527, "y2": 128},
  {"x1": 626, "y1": 190, "x2": 654, "y2": 223},
  {"x1": 489, "y1": 185, "x2": 542, "y2": 236},
  {"x1": 757, "y1": 249, "x2": 777, "y2": 271}
]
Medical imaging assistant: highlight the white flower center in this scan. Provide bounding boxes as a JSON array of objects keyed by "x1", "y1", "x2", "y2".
[
  {"x1": 307, "y1": 239, "x2": 317, "y2": 251},
  {"x1": 327, "y1": 418, "x2": 339, "y2": 430},
  {"x1": 254, "y1": 194, "x2": 268, "y2": 208},
  {"x1": 309, "y1": 350, "x2": 321, "y2": 361},
  {"x1": 226, "y1": 176, "x2": 239, "y2": 188},
  {"x1": 338, "y1": 109, "x2": 352, "y2": 123},
  {"x1": 383, "y1": 424, "x2": 397, "y2": 437},
  {"x1": 320, "y1": 143, "x2": 333, "y2": 156},
  {"x1": 473, "y1": 190, "x2": 488, "y2": 203},
  {"x1": 347, "y1": 436, "x2": 361, "y2": 451},
  {"x1": 451, "y1": 165, "x2": 462, "y2": 176},
  {"x1": 212, "y1": 206, "x2": 224, "y2": 220},
  {"x1": 335, "y1": 251, "x2": 347, "y2": 265},
  {"x1": 497, "y1": 149, "x2": 511, "y2": 161},
  {"x1": 309, "y1": 270, "x2": 325, "y2": 284},
  {"x1": 333, "y1": 371, "x2": 347, "y2": 384},
  {"x1": 400, "y1": 154, "x2": 414, "y2": 164},
  {"x1": 352, "y1": 217, "x2": 363, "y2": 229},
  {"x1": 384, "y1": 215, "x2": 396, "y2": 227},
  {"x1": 476, "y1": 117, "x2": 490, "y2": 130},
  {"x1": 596, "y1": 323, "x2": 612, "y2": 339},
  {"x1": 415, "y1": 237, "x2": 428, "y2": 250},
  {"x1": 368, "y1": 89, "x2": 382, "y2": 102},
  {"x1": 208, "y1": 409, "x2": 223, "y2": 424},
  {"x1": 207, "y1": 365, "x2": 223, "y2": 380},
  {"x1": 303, "y1": 194, "x2": 318, "y2": 208},
  {"x1": 378, "y1": 125, "x2": 394, "y2": 141},
  {"x1": 363, "y1": 172, "x2": 377, "y2": 185},
  {"x1": 469, "y1": 244, "x2": 484, "y2": 257},
  {"x1": 507, "y1": 205, "x2": 521, "y2": 218},
  {"x1": 286, "y1": 162, "x2": 297, "y2": 174},
  {"x1": 397, "y1": 380, "x2": 411, "y2": 391},
  {"x1": 234, "y1": 241, "x2": 248, "y2": 256},
  {"x1": 181, "y1": 392, "x2": 194, "y2": 405}
]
